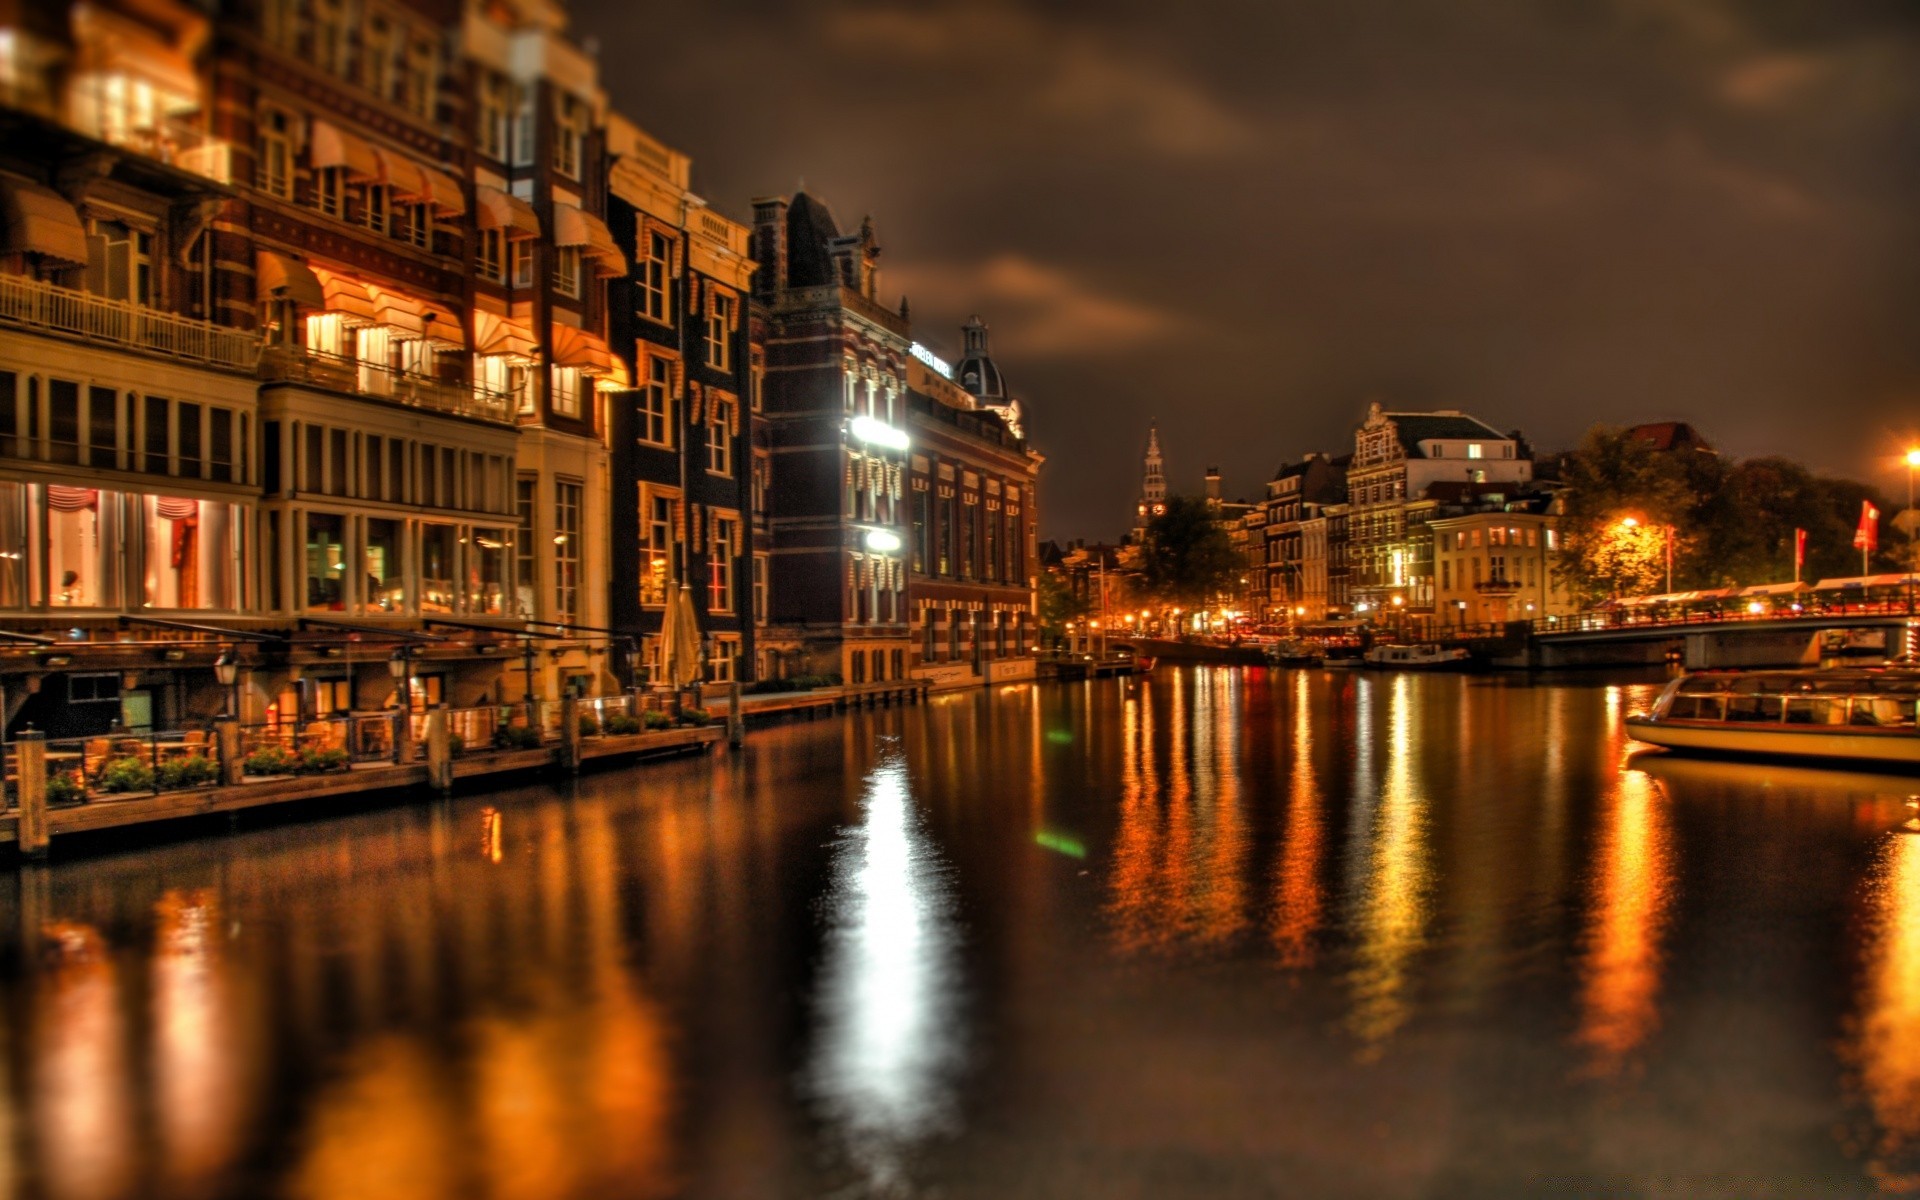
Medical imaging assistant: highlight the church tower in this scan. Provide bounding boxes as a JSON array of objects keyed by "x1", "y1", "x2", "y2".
[{"x1": 1134, "y1": 421, "x2": 1166, "y2": 541}]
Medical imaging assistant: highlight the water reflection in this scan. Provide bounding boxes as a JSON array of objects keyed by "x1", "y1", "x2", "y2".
[
  {"x1": 807, "y1": 747, "x2": 961, "y2": 1193},
  {"x1": 1846, "y1": 832, "x2": 1920, "y2": 1190},
  {"x1": 1574, "y1": 767, "x2": 1675, "y2": 1075},
  {"x1": 1345, "y1": 674, "x2": 1433, "y2": 1055},
  {"x1": 33, "y1": 921, "x2": 134, "y2": 1200},
  {"x1": 1272, "y1": 671, "x2": 1326, "y2": 969},
  {"x1": 152, "y1": 890, "x2": 251, "y2": 1197}
]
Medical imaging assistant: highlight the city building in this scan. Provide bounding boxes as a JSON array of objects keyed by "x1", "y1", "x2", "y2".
[
  {"x1": 1345, "y1": 403, "x2": 1531, "y2": 616},
  {"x1": 903, "y1": 317, "x2": 1042, "y2": 689},
  {"x1": 1261, "y1": 453, "x2": 1346, "y2": 626},
  {"x1": 603, "y1": 115, "x2": 761, "y2": 686},
  {"x1": 749, "y1": 191, "x2": 912, "y2": 684},
  {"x1": 1431, "y1": 497, "x2": 1572, "y2": 627}
]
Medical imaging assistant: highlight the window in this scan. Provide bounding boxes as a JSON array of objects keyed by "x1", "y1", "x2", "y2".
[
  {"x1": 707, "y1": 293, "x2": 734, "y2": 370},
  {"x1": 305, "y1": 511, "x2": 346, "y2": 611},
  {"x1": 551, "y1": 366, "x2": 582, "y2": 419},
  {"x1": 365, "y1": 517, "x2": 403, "y2": 611},
  {"x1": 364, "y1": 183, "x2": 389, "y2": 234},
  {"x1": 477, "y1": 73, "x2": 511, "y2": 160},
  {"x1": 317, "y1": 166, "x2": 345, "y2": 217},
  {"x1": 510, "y1": 239, "x2": 534, "y2": 288},
  {"x1": 706, "y1": 635, "x2": 738, "y2": 683},
  {"x1": 514, "y1": 477, "x2": 536, "y2": 617},
  {"x1": 706, "y1": 398, "x2": 733, "y2": 475},
  {"x1": 640, "y1": 230, "x2": 671, "y2": 323},
  {"x1": 88, "y1": 386, "x2": 117, "y2": 469},
  {"x1": 552, "y1": 92, "x2": 586, "y2": 178},
  {"x1": 752, "y1": 554, "x2": 768, "y2": 623},
  {"x1": 1468, "y1": 443, "x2": 1484, "y2": 459},
  {"x1": 911, "y1": 488, "x2": 928, "y2": 573},
  {"x1": 256, "y1": 107, "x2": 293, "y2": 198},
  {"x1": 362, "y1": 16, "x2": 396, "y2": 97},
  {"x1": 400, "y1": 37, "x2": 436, "y2": 119},
  {"x1": 638, "y1": 355, "x2": 674, "y2": 447},
  {"x1": 639, "y1": 486, "x2": 679, "y2": 607},
  {"x1": 709, "y1": 514, "x2": 737, "y2": 612},
  {"x1": 478, "y1": 227, "x2": 504, "y2": 282},
  {"x1": 554, "y1": 245, "x2": 581, "y2": 298},
  {"x1": 468, "y1": 527, "x2": 509, "y2": 615},
  {"x1": 394, "y1": 201, "x2": 429, "y2": 249},
  {"x1": 87, "y1": 221, "x2": 152, "y2": 305},
  {"x1": 554, "y1": 479, "x2": 581, "y2": 622}
]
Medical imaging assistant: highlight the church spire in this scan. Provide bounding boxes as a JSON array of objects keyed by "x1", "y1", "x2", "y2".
[{"x1": 1134, "y1": 420, "x2": 1166, "y2": 539}]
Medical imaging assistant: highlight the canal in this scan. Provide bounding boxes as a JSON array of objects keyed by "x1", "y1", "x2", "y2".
[{"x1": 2, "y1": 667, "x2": 1918, "y2": 1197}]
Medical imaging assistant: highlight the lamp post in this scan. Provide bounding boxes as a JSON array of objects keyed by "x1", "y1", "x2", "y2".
[
  {"x1": 1905, "y1": 448, "x2": 1920, "y2": 616},
  {"x1": 388, "y1": 647, "x2": 411, "y2": 758},
  {"x1": 214, "y1": 649, "x2": 239, "y2": 720}
]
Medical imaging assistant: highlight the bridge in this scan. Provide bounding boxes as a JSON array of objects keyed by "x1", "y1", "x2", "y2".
[{"x1": 1487, "y1": 607, "x2": 1919, "y2": 670}]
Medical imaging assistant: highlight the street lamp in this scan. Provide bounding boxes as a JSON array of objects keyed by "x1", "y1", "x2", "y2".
[
  {"x1": 214, "y1": 649, "x2": 239, "y2": 719},
  {"x1": 1904, "y1": 448, "x2": 1920, "y2": 615}
]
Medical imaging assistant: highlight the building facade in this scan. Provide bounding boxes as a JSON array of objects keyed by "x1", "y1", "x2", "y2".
[
  {"x1": 749, "y1": 191, "x2": 912, "y2": 684},
  {"x1": 904, "y1": 317, "x2": 1041, "y2": 690},
  {"x1": 1431, "y1": 502, "x2": 1571, "y2": 628},
  {"x1": 1261, "y1": 452, "x2": 1346, "y2": 626}
]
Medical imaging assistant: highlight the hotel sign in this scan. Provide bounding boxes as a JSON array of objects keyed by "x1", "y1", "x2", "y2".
[{"x1": 910, "y1": 342, "x2": 952, "y2": 379}]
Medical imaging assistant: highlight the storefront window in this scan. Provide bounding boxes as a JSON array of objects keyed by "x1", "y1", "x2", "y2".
[
  {"x1": 141, "y1": 496, "x2": 238, "y2": 610},
  {"x1": 467, "y1": 527, "x2": 508, "y2": 615},
  {"x1": 42, "y1": 485, "x2": 120, "y2": 607},
  {"x1": 305, "y1": 512, "x2": 347, "y2": 611},
  {"x1": 364, "y1": 518, "x2": 405, "y2": 612},
  {"x1": 0, "y1": 483, "x2": 24, "y2": 607},
  {"x1": 420, "y1": 523, "x2": 457, "y2": 614}
]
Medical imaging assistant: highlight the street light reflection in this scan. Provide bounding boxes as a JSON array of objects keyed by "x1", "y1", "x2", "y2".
[
  {"x1": 806, "y1": 749, "x2": 960, "y2": 1193},
  {"x1": 1346, "y1": 674, "x2": 1432, "y2": 1055},
  {"x1": 1574, "y1": 767, "x2": 1674, "y2": 1075},
  {"x1": 1844, "y1": 830, "x2": 1920, "y2": 1189}
]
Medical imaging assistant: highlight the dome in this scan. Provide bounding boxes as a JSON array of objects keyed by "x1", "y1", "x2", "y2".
[
  {"x1": 953, "y1": 314, "x2": 1007, "y2": 402},
  {"x1": 784, "y1": 192, "x2": 841, "y2": 288}
]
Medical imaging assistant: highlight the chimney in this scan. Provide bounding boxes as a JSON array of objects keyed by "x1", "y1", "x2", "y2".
[
  {"x1": 1205, "y1": 466, "x2": 1222, "y2": 503},
  {"x1": 750, "y1": 196, "x2": 788, "y2": 301}
]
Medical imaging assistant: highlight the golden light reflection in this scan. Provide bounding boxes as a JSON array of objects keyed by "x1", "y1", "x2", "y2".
[
  {"x1": 152, "y1": 889, "x2": 249, "y2": 1197},
  {"x1": 34, "y1": 920, "x2": 135, "y2": 1200},
  {"x1": 1272, "y1": 671, "x2": 1325, "y2": 969},
  {"x1": 1346, "y1": 674, "x2": 1432, "y2": 1056},
  {"x1": 287, "y1": 1037, "x2": 462, "y2": 1200},
  {"x1": 481, "y1": 806, "x2": 504, "y2": 864},
  {"x1": 1843, "y1": 831, "x2": 1920, "y2": 1190},
  {"x1": 1574, "y1": 768, "x2": 1674, "y2": 1076}
]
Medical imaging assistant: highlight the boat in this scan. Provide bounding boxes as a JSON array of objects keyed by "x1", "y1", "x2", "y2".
[
  {"x1": 1133, "y1": 656, "x2": 1157, "y2": 673},
  {"x1": 1264, "y1": 639, "x2": 1321, "y2": 667},
  {"x1": 1624, "y1": 667, "x2": 1920, "y2": 766},
  {"x1": 1362, "y1": 643, "x2": 1471, "y2": 670}
]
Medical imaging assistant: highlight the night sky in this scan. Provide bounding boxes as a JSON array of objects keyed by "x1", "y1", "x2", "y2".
[{"x1": 572, "y1": 0, "x2": 1920, "y2": 540}]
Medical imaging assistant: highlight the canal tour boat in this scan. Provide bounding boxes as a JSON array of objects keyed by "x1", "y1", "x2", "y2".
[
  {"x1": 1625, "y1": 667, "x2": 1920, "y2": 766},
  {"x1": 1362, "y1": 643, "x2": 1471, "y2": 670}
]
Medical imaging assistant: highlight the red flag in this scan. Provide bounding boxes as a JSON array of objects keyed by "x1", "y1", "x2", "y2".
[
  {"x1": 1794, "y1": 527, "x2": 1806, "y2": 572},
  {"x1": 1855, "y1": 502, "x2": 1881, "y2": 552}
]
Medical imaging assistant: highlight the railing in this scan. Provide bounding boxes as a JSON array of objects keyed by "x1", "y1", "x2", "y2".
[
  {"x1": 258, "y1": 344, "x2": 516, "y2": 425},
  {"x1": 444, "y1": 705, "x2": 499, "y2": 754},
  {"x1": 44, "y1": 730, "x2": 222, "y2": 800},
  {"x1": 0, "y1": 273, "x2": 260, "y2": 370}
]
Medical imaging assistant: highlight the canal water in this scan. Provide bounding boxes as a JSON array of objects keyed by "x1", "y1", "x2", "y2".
[{"x1": 3, "y1": 667, "x2": 1919, "y2": 1198}]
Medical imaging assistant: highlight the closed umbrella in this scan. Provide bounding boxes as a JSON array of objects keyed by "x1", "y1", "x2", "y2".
[{"x1": 659, "y1": 584, "x2": 703, "y2": 690}]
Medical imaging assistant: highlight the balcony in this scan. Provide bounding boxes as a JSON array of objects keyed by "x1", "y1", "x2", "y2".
[
  {"x1": 1475, "y1": 576, "x2": 1521, "y2": 597},
  {"x1": 258, "y1": 344, "x2": 516, "y2": 426},
  {"x1": 0, "y1": 273, "x2": 258, "y2": 370}
]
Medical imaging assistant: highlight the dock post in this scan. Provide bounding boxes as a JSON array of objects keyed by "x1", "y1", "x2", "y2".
[
  {"x1": 15, "y1": 731, "x2": 48, "y2": 859},
  {"x1": 425, "y1": 705, "x2": 452, "y2": 794},
  {"x1": 560, "y1": 690, "x2": 581, "y2": 774},
  {"x1": 393, "y1": 706, "x2": 414, "y2": 766},
  {"x1": 727, "y1": 681, "x2": 744, "y2": 749},
  {"x1": 215, "y1": 716, "x2": 242, "y2": 787}
]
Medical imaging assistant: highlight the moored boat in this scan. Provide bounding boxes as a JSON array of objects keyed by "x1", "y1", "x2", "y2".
[
  {"x1": 1362, "y1": 643, "x2": 1470, "y2": 670},
  {"x1": 1625, "y1": 667, "x2": 1920, "y2": 766}
]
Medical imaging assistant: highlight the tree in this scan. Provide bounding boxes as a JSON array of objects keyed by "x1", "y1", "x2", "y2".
[
  {"x1": 1138, "y1": 495, "x2": 1240, "y2": 608},
  {"x1": 1036, "y1": 568, "x2": 1090, "y2": 648},
  {"x1": 1556, "y1": 426, "x2": 1699, "y2": 603}
]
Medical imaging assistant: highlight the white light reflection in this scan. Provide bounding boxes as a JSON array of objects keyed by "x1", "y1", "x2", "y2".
[{"x1": 807, "y1": 748, "x2": 960, "y2": 1192}]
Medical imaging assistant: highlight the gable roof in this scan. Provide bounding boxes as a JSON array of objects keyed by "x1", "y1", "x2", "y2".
[{"x1": 1386, "y1": 410, "x2": 1508, "y2": 454}]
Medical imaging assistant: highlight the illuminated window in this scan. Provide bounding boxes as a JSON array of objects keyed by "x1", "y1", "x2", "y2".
[
  {"x1": 86, "y1": 220, "x2": 151, "y2": 305},
  {"x1": 638, "y1": 486, "x2": 679, "y2": 607},
  {"x1": 638, "y1": 355, "x2": 675, "y2": 447},
  {"x1": 752, "y1": 553, "x2": 768, "y2": 623},
  {"x1": 552, "y1": 92, "x2": 587, "y2": 178},
  {"x1": 550, "y1": 366, "x2": 581, "y2": 419},
  {"x1": 1467, "y1": 443, "x2": 1484, "y2": 459},
  {"x1": 511, "y1": 84, "x2": 536, "y2": 168},
  {"x1": 709, "y1": 514, "x2": 737, "y2": 612},
  {"x1": 707, "y1": 292, "x2": 734, "y2": 370},
  {"x1": 514, "y1": 476, "x2": 536, "y2": 616},
  {"x1": 510, "y1": 239, "x2": 533, "y2": 288},
  {"x1": 639, "y1": 230, "x2": 671, "y2": 323},
  {"x1": 553, "y1": 478, "x2": 581, "y2": 622}
]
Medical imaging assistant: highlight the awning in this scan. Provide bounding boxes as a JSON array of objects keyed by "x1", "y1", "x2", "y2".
[
  {"x1": 550, "y1": 323, "x2": 612, "y2": 374},
  {"x1": 420, "y1": 301, "x2": 463, "y2": 347},
  {"x1": 373, "y1": 147, "x2": 432, "y2": 203},
  {"x1": 365, "y1": 283, "x2": 425, "y2": 338},
  {"x1": 554, "y1": 203, "x2": 626, "y2": 275},
  {"x1": 473, "y1": 310, "x2": 537, "y2": 360},
  {"x1": 309, "y1": 120, "x2": 381, "y2": 181},
  {"x1": 418, "y1": 165, "x2": 464, "y2": 217},
  {"x1": 595, "y1": 357, "x2": 631, "y2": 390},
  {"x1": 475, "y1": 185, "x2": 539, "y2": 239},
  {"x1": 309, "y1": 266, "x2": 377, "y2": 325},
  {"x1": 0, "y1": 177, "x2": 89, "y2": 265},
  {"x1": 255, "y1": 249, "x2": 325, "y2": 308}
]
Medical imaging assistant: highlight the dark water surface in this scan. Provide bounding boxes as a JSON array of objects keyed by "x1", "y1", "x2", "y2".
[{"x1": 6, "y1": 668, "x2": 1920, "y2": 1198}]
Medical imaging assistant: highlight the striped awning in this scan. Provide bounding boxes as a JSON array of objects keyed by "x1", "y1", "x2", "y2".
[
  {"x1": 0, "y1": 178, "x2": 88, "y2": 264},
  {"x1": 550, "y1": 322, "x2": 612, "y2": 375},
  {"x1": 475, "y1": 185, "x2": 539, "y2": 239},
  {"x1": 309, "y1": 266, "x2": 377, "y2": 325},
  {"x1": 309, "y1": 120, "x2": 381, "y2": 181},
  {"x1": 420, "y1": 301, "x2": 464, "y2": 348},
  {"x1": 474, "y1": 310, "x2": 537, "y2": 360},
  {"x1": 255, "y1": 249, "x2": 325, "y2": 308},
  {"x1": 365, "y1": 284, "x2": 425, "y2": 338},
  {"x1": 372, "y1": 147, "x2": 431, "y2": 204},
  {"x1": 418, "y1": 165, "x2": 464, "y2": 217},
  {"x1": 595, "y1": 357, "x2": 631, "y2": 391},
  {"x1": 554, "y1": 204, "x2": 627, "y2": 276}
]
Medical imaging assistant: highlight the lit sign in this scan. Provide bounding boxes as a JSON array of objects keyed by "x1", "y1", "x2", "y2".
[
  {"x1": 864, "y1": 528, "x2": 903, "y2": 552},
  {"x1": 850, "y1": 415, "x2": 910, "y2": 451},
  {"x1": 910, "y1": 343, "x2": 952, "y2": 379}
]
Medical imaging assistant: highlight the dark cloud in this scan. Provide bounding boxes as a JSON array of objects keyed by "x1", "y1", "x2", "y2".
[{"x1": 574, "y1": 0, "x2": 1920, "y2": 538}]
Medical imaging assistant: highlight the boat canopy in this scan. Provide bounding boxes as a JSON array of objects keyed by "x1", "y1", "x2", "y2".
[
  {"x1": 1739, "y1": 581, "x2": 1810, "y2": 597},
  {"x1": 1811, "y1": 573, "x2": 1920, "y2": 591}
]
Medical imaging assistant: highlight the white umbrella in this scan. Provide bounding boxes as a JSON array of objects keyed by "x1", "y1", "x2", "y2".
[{"x1": 658, "y1": 584, "x2": 703, "y2": 689}]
